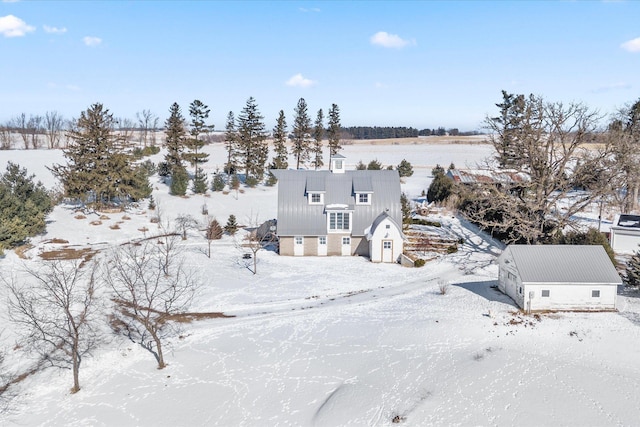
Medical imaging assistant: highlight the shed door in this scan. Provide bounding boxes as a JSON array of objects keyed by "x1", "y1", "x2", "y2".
[
  {"x1": 317, "y1": 236, "x2": 327, "y2": 256},
  {"x1": 382, "y1": 240, "x2": 393, "y2": 262}
]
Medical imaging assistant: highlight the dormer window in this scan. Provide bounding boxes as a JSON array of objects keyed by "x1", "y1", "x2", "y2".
[
  {"x1": 308, "y1": 192, "x2": 324, "y2": 205},
  {"x1": 356, "y1": 192, "x2": 372, "y2": 205}
]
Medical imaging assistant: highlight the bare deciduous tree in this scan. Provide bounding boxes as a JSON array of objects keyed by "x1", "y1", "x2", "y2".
[
  {"x1": 0, "y1": 123, "x2": 12, "y2": 150},
  {"x1": 136, "y1": 109, "x2": 159, "y2": 147},
  {"x1": 12, "y1": 113, "x2": 29, "y2": 149},
  {"x1": 27, "y1": 115, "x2": 43, "y2": 149},
  {"x1": 104, "y1": 240, "x2": 197, "y2": 369},
  {"x1": 44, "y1": 111, "x2": 64, "y2": 149},
  {"x1": 238, "y1": 216, "x2": 276, "y2": 275},
  {"x1": 175, "y1": 214, "x2": 198, "y2": 240},
  {"x1": 468, "y1": 93, "x2": 612, "y2": 244},
  {"x1": 6, "y1": 260, "x2": 102, "y2": 394},
  {"x1": 116, "y1": 117, "x2": 136, "y2": 147}
]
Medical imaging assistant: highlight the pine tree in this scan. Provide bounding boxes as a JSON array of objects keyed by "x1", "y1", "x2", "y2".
[
  {"x1": 271, "y1": 110, "x2": 288, "y2": 170},
  {"x1": 626, "y1": 250, "x2": 640, "y2": 287},
  {"x1": 311, "y1": 109, "x2": 324, "y2": 170},
  {"x1": 164, "y1": 102, "x2": 186, "y2": 171},
  {"x1": 397, "y1": 159, "x2": 414, "y2": 177},
  {"x1": 327, "y1": 103, "x2": 342, "y2": 157},
  {"x1": 290, "y1": 98, "x2": 311, "y2": 169},
  {"x1": 400, "y1": 192, "x2": 412, "y2": 225},
  {"x1": 236, "y1": 97, "x2": 269, "y2": 180},
  {"x1": 51, "y1": 103, "x2": 138, "y2": 208},
  {"x1": 185, "y1": 100, "x2": 212, "y2": 187},
  {"x1": 192, "y1": 167, "x2": 208, "y2": 194},
  {"x1": 223, "y1": 111, "x2": 238, "y2": 175},
  {"x1": 170, "y1": 165, "x2": 188, "y2": 196},
  {"x1": 211, "y1": 174, "x2": 225, "y2": 192},
  {"x1": 224, "y1": 214, "x2": 238, "y2": 235}
]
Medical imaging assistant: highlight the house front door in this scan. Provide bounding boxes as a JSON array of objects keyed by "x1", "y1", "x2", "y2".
[
  {"x1": 294, "y1": 236, "x2": 304, "y2": 256},
  {"x1": 341, "y1": 236, "x2": 351, "y2": 256},
  {"x1": 382, "y1": 240, "x2": 393, "y2": 262}
]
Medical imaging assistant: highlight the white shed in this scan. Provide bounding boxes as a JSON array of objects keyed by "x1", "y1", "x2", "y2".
[
  {"x1": 609, "y1": 214, "x2": 640, "y2": 253},
  {"x1": 498, "y1": 245, "x2": 621, "y2": 312},
  {"x1": 365, "y1": 212, "x2": 404, "y2": 263}
]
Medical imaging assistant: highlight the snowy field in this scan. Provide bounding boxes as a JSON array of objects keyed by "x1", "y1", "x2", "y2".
[{"x1": 1, "y1": 142, "x2": 640, "y2": 426}]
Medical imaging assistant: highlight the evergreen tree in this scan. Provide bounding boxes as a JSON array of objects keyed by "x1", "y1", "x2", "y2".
[
  {"x1": 185, "y1": 100, "x2": 212, "y2": 187},
  {"x1": 223, "y1": 111, "x2": 238, "y2": 175},
  {"x1": 271, "y1": 110, "x2": 288, "y2": 170},
  {"x1": 290, "y1": 98, "x2": 311, "y2": 169},
  {"x1": 211, "y1": 174, "x2": 225, "y2": 192},
  {"x1": 356, "y1": 160, "x2": 367, "y2": 170},
  {"x1": 51, "y1": 103, "x2": 138, "y2": 208},
  {"x1": 397, "y1": 159, "x2": 414, "y2": 177},
  {"x1": 236, "y1": 97, "x2": 269, "y2": 180},
  {"x1": 312, "y1": 109, "x2": 324, "y2": 170},
  {"x1": 400, "y1": 192, "x2": 412, "y2": 225},
  {"x1": 427, "y1": 166, "x2": 453, "y2": 203},
  {"x1": 224, "y1": 214, "x2": 238, "y2": 235},
  {"x1": 0, "y1": 162, "x2": 53, "y2": 250},
  {"x1": 170, "y1": 165, "x2": 188, "y2": 196},
  {"x1": 192, "y1": 167, "x2": 208, "y2": 194},
  {"x1": 367, "y1": 159, "x2": 382, "y2": 170},
  {"x1": 327, "y1": 103, "x2": 342, "y2": 157},
  {"x1": 626, "y1": 250, "x2": 640, "y2": 287},
  {"x1": 164, "y1": 102, "x2": 186, "y2": 171}
]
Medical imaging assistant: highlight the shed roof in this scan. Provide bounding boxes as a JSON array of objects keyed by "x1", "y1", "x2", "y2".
[{"x1": 504, "y1": 245, "x2": 621, "y2": 285}]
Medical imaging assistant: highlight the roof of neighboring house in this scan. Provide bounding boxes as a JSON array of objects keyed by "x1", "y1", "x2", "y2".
[
  {"x1": 273, "y1": 169, "x2": 401, "y2": 236},
  {"x1": 614, "y1": 214, "x2": 640, "y2": 229},
  {"x1": 447, "y1": 169, "x2": 529, "y2": 185},
  {"x1": 504, "y1": 245, "x2": 621, "y2": 285}
]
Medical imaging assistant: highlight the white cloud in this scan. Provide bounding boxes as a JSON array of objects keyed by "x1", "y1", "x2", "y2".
[
  {"x1": 299, "y1": 7, "x2": 320, "y2": 12},
  {"x1": 43, "y1": 25, "x2": 67, "y2": 34},
  {"x1": 0, "y1": 14, "x2": 35, "y2": 37},
  {"x1": 621, "y1": 37, "x2": 640, "y2": 53},
  {"x1": 370, "y1": 31, "x2": 413, "y2": 49},
  {"x1": 592, "y1": 82, "x2": 632, "y2": 93},
  {"x1": 285, "y1": 73, "x2": 317, "y2": 88},
  {"x1": 83, "y1": 36, "x2": 102, "y2": 47},
  {"x1": 2, "y1": 0, "x2": 21, "y2": 3}
]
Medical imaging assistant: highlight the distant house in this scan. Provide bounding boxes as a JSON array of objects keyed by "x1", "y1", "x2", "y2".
[
  {"x1": 497, "y1": 245, "x2": 621, "y2": 312},
  {"x1": 446, "y1": 169, "x2": 529, "y2": 186},
  {"x1": 609, "y1": 214, "x2": 640, "y2": 253},
  {"x1": 273, "y1": 154, "x2": 404, "y2": 262}
]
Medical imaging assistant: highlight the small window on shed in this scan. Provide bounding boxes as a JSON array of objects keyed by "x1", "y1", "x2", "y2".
[
  {"x1": 592, "y1": 290, "x2": 601, "y2": 298},
  {"x1": 518, "y1": 287, "x2": 523, "y2": 295},
  {"x1": 541, "y1": 290, "x2": 550, "y2": 297}
]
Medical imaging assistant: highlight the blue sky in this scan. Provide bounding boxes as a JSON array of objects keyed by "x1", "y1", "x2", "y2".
[{"x1": 1, "y1": 1, "x2": 639, "y2": 131}]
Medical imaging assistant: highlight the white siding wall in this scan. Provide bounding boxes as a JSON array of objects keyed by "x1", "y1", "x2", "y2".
[
  {"x1": 610, "y1": 227, "x2": 640, "y2": 253},
  {"x1": 525, "y1": 284, "x2": 617, "y2": 311},
  {"x1": 498, "y1": 251, "x2": 524, "y2": 308},
  {"x1": 368, "y1": 218, "x2": 403, "y2": 262}
]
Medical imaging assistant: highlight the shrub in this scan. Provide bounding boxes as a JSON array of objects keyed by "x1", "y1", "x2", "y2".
[
  {"x1": 411, "y1": 218, "x2": 442, "y2": 227},
  {"x1": 211, "y1": 174, "x2": 225, "y2": 192},
  {"x1": 446, "y1": 245, "x2": 458, "y2": 254},
  {"x1": 367, "y1": 159, "x2": 382, "y2": 170},
  {"x1": 170, "y1": 166, "x2": 188, "y2": 196},
  {"x1": 245, "y1": 175, "x2": 259, "y2": 188},
  {"x1": 414, "y1": 258, "x2": 426, "y2": 268},
  {"x1": 438, "y1": 280, "x2": 449, "y2": 295}
]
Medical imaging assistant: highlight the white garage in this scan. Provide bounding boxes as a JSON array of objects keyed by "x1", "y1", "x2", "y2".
[
  {"x1": 609, "y1": 214, "x2": 640, "y2": 253},
  {"x1": 498, "y1": 245, "x2": 621, "y2": 312}
]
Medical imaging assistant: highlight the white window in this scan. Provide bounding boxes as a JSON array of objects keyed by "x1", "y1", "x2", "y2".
[
  {"x1": 335, "y1": 160, "x2": 343, "y2": 169},
  {"x1": 309, "y1": 193, "x2": 323, "y2": 205},
  {"x1": 541, "y1": 290, "x2": 550, "y2": 297},
  {"x1": 592, "y1": 290, "x2": 600, "y2": 298},
  {"x1": 383, "y1": 241, "x2": 392, "y2": 249},
  {"x1": 318, "y1": 236, "x2": 326, "y2": 245},
  {"x1": 329, "y1": 212, "x2": 351, "y2": 231},
  {"x1": 356, "y1": 193, "x2": 371, "y2": 205},
  {"x1": 295, "y1": 236, "x2": 303, "y2": 245},
  {"x1": 342, "y1": 237, "x2": 351, "y2": 245}
]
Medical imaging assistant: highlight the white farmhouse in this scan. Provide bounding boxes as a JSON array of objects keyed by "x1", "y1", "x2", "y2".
[
  {"x1": 609, "y1": 214, "x2": 640, "y2": 253},
  {"x1": 273, "y1": 155, "x2": 404, "y2": 262},
  {"x1": 498, "y1": 245, "x2": 621, "y2": 312}
]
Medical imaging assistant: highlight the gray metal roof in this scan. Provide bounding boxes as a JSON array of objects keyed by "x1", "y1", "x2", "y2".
[
  {"x1": 273, "y1": 169, "x2": 401, "y2": 236},
  {"x1": 505, "y1": 245, "x2": 621, "y2": 285},
  {"x1": 305, "y1": 175, "x2": 326, "y2": 193}
]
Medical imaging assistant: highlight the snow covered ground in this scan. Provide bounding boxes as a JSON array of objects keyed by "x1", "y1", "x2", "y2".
[{"x1": 1, "y1": 142, "x2": 640, "y2": 426}]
